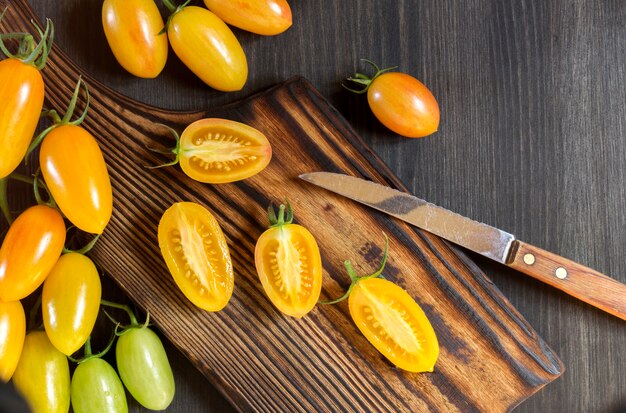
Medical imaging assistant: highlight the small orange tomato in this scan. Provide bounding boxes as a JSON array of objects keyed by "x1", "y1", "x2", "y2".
[
  {"x1": 0, "y1": 300, "x2": 26, "y2": 382},
  {"x1": 43, "y1": 253, "x2": 102, "y2": 356},
  {"x1": 0, "y1": 59, "x2": 44, "y2": 178},
  {"x1": 255, "y1": 204, "x2": 322, "y2": 318},
  {"x1": 345, "y1": 61, "x2": 440, "y2": 138},
  {"x1": 203, "y1": 0, "x2": 292, "y2": 36},
  {"x1": 176, "y1": 118, "x2": 272, "y2": 183},
  {"x1": 349, "y1": 277, "x2": 439, "y2": 372},
  {"x1": 167, "y1": 6, "x2": 248, "y2": 91},
  {"x1": 0, "y1": 205, "x2": 66, "y2": 302},
  {"x1": 102, "y1": 0, "x2": 168, "y2": 78},
  {"x1": 40, "y1": 124, "x2": 113, "y2": 234},
  {"x1": 158, "y1": 202, "x2": 233, "y2": 312}
]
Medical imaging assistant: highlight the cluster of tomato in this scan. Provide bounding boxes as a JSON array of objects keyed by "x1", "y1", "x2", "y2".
[
  {"x1": 0, "y1": 19, "x2": 175, "y2": 412},
  {"x1": 102, "y1": 0, "x2": 291, "y2": 90}
]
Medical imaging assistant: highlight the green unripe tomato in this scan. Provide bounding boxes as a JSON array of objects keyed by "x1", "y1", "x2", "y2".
[{"x1": 70, "y1": 358, "x2": 128, "y2": 413}]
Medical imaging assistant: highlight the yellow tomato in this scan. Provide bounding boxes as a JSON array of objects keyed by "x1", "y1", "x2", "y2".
[
  {"x1": 0, "y1": 300, "x2": 26, "y2": 382},
  {"x1": 254, "y1": 204, "x2": 322, "y2": 318},
  {"x1": 168, "y1": 6, "x2": 248, "y2": 91},
  {"x1": 349, "y1": 277, "x2": 439, "y2": 372},
  {"x1": 158, "y1": 202, "x2": 234, "y2": 311},
  {"x1": 0, "y1": 205, "x2": 66, "y2": 301},
  {"x1": 40, "y1": 124, "x2": 113, "y2": 234},
  {"x1": 102, "y1": 0, "x2": 168, "y2": 78},
  {"x1": 13, "y1": 331, "x2": 71, "y2": 413},
  {"x1": 43, "y1": 253, "x2": 102, "y2": 356},
  {"x1": 0, "y1": 59, "x2": 45, "y2": 178},
  {"x1": 203, "y1": 0, "x2": 292, "y2": 36}
]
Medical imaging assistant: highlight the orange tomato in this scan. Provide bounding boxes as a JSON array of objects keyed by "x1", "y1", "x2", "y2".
[
  {"x1": 255, "y1": 204, "x2": 322, "y2": 318},
  {"x1": 0, "y1": 300, "x2": 26, "y2": 382},
  {"x1": 0, "y1": 59, "x2": 44, "y2": 178},
  {"x1": 167, "y1": 6, "x2": 248, "y2": 91},
  {"x1": 203, "y1": 0, "x2": 292, "y2": 36},
  {"x1": 43, "y1": 253, "x2": 102, "y2": 356},
  {"x1": 349, "y1": 277, "x2": 439, "y2": 372},
  {"x1": 178, "y1": 118, "x2": 272, "y2": 183},
  {"x1": 158, "y1": 202, "x2": 234, "y2": 311},
  {"x1": 367, "y1": 72, "x2": 440, "y2": 138},
  {"x1": 40, "y1": 124, "x2": 113, "y2": 234},
  {"x1": 102, "y1": 0, "x2": 168, "y2": 78},
  {"x1": 0, "y1": 205, "x2": 66, "y2": 301}
]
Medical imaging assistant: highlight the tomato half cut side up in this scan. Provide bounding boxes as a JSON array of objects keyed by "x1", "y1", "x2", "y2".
[
  {"x1": 158, "y1": 202, "x2": 234, "y2": 311},
  {"x1": 179, "y1": 119, "x2": 272, "y2": 184},
  {"x1": 254, "y1": 204, "x2": 322, "y2": 318}
]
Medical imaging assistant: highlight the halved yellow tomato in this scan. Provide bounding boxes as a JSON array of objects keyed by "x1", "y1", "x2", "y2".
[
  {"x1": 0, "y1": 300, "x2": 26, "y2": 382},
  {"x1": 0, "y1": 205, "x2": 66, "y2": 301},
  {"x1": 178, "y1": 119, "x2": 272, "y2": 183},
  {"x1": 40, "y1": 124, "x2": 113, "y2": 234},
  {"x1": 158, "y1": 202, "x2": 233, "y2": 311},
  {"x1": 0, "y1": 59, "x2": 44, "y2": 178},
  {"x1": 43, "y1": 253, "x2": 102, "y2": 356},
  {"x1": 203, "y1": 0, "x2": 292, "y2": 36},
  {"x1": 349, "y1": 277, "x2": 439, "y2": 373},
  {"x1": 167, "y1": 6, "x2": 248, "y2": 91},
  {"x1": 102, "y1": 0, "x2": 169, "y2": 78},
  {"x1": 254, "y1": 204, "x2": 322, "y2": 318}
]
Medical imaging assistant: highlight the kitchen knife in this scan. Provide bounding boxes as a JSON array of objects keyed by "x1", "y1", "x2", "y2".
[{"x1": 299, "y1": 172, "x2": 626, "y2": 321}]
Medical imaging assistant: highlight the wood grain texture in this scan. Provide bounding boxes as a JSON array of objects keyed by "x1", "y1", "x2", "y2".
[
  {"x1": 508, "y1": 241, "x2": 626, "y2": 321},
  {"x1": 7, "y1": 0, "x2": 626, "y2": 412},
  {"x1": 2, "y1": 1, "x2": 564, "y2": 412}
]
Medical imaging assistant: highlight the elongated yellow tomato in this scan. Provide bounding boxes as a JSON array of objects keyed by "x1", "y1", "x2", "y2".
[
  {"x1": 0, "y1": 205, "x2": 66, "y2": 301},
  {"x1": 203, "y1": 0, "x2": 292, "y2": 36},
  {"x1": 179, "y1": 119, "x2": 272, "y2": 183},
  {"x1": 0, "y1": 300, "x2": 26, "y2": 382},
  {"x1": 102, "y1": 0, "x2": 168, "y2": 78},
  {"x1": 349, "y1": 277, "x2": 439, "y2": 372},
  {"x1": 40, "y1": 124, "x2": 113, "y2": 234},
  {"x1": 158, "y1": 202, "x2": 233, "y2": 311},
  {"x1": 13, "y1": 331, "x2": 70, "y2": 413},
  {"x1": 255, "y1": 204, "x2": 322, "y2": 318},
  {"x1": 168, "y1": 6, "x2": 248, "y2": 91},
  {"x1": 43, "y1": 253, "x2": 102, "y2": 356},
  {"x1": 0, "y1": 59, "x2": 44, "y2": 178}
]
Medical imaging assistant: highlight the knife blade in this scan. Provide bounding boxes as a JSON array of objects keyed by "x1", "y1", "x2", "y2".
[{"x1": 299, "y1": 172, "x2": 626, "y2": 321}]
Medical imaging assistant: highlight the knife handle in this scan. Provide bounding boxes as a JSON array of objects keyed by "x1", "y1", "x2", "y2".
[{"x1": 508, "y1": 241, "x2": 626, "y2": 321}]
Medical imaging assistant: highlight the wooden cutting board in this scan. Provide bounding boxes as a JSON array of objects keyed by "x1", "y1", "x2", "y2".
[{"x1": 4, "y1": 1, "x2": 563, "y2": 411}]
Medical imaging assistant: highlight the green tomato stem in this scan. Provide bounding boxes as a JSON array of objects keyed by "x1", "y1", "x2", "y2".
[
  {"x1": 343, "y1": 59, "x2": 399, "y2": 94},
  {"x1": 0, "y1": 178, "x2": 12, "y2": 225},
  {"x1": 63, "y1": 233, "x2": 101, "y2": 255},
  {"x1": 84, "y1": 336, "x2": 92, "y2": 356},
  {"x1": 100, "y1": 300, "x2": 139, "y2": 326},
  {"x1": 28, "y1": 294, "x2": 42, "y2": 331},
  {"x1": 267, "y1": 202, "x2": 294, "y2": 227}
]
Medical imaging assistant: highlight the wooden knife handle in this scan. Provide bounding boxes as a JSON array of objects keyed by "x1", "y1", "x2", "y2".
[{"x1": 509, "y1": 241, "x2": 626, "y2": 320}]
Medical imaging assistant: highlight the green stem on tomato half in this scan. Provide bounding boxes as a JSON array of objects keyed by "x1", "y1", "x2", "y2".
[
  {"x1": 0, "y1": 8, "x2": 54, "y2": 70},
  {"x1": 25, "y1": 77, "x2": 90, "y2": 157},
  {"x1": 342, "y1": 59, "x2": 398, "y2": 94},
  {"x1": 144, "y1": 123, "x2": 182, "y2": 169},
  {"x1": 320, "y1": 233, "x2": 389, "y2": 304}
]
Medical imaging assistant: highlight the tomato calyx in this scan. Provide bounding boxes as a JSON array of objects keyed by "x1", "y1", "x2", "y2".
[
  {"x1": 321, "y1": 234, "x2": 389, "y2": 304},
  {"x1": 160, "y1": 0, "x2": 192, "y2": 34},
  {"x1": 145, "y1": 123, "x2": 182, "y2": 169},
  {"x1": 69, "y1": 335, "x2": 116, "y2": 364},
  {"x1": 100, "y1": 300, "x2": 150, "y2": 337},
  {"x1": 267, "y1": 202, "x2": 294, "y2": 228},
  {"x1": 0, "y1": 9, "x2": 54, "y2": 70},
  {"x1": 342, "y1": 59, "x2": 398, "y2": 94},
  {"x1": 26, "y1": 77, "x2": 91, "y2": 157}
]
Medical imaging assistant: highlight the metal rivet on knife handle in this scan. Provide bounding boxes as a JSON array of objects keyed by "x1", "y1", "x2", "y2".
[
  {"x1": 523, "y1": 254, "x2": 536, "y2": 265},
  {"x1": 555, "y1": 267, "x2": 568, "y2": 279}
]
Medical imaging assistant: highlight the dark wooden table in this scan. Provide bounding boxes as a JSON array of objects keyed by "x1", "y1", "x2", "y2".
[{"x1": 16, "y1": 0, "x2": 626, "y2": 411}]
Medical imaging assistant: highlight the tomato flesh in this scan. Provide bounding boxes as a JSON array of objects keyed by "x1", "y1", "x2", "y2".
[
  {"x1": 179, "y1": 118, "x2": 272, "y2": 183},
  {"x1": 158, "y1": 202, "x2": 234, "y2": 311},
  {"x1": 168, "y1": 6, "x2": 248, "y2": 91},
  {"x1": 368, "y1": 72, "x2": 440, "y2": 138},
  {"x1": 0, "y1": 59, "x2": 45, "y2": 179},
  {"x1": 0, "y1": 300, "x2": 26, "y2": 382},
  {"x1": 349, "y1": 277, "x2": 439, "y2": 372},
  {"x1": 203, "y1": 0, "x2": 292, "y2": 36},
  {"x1": 102, "y1": 0, "x2": 168, "y2": 78},
  {"x1": 0, "y1": 205, "x2": 66, "y2": 301},
  {"x1": 40, "y1": 124, "x2": 113, "y2": 234},
  {"x1": 43, "y1": 253, "x2": 102, "y2": 356},
  {"x1": 12, "y1": 331, "x2": 70, "y2": 413},
  {"x1": 255, "y1": 224, "x2": 322, "y2": 318}
]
